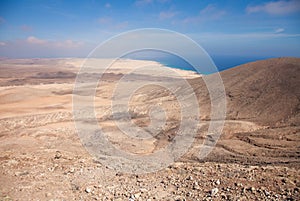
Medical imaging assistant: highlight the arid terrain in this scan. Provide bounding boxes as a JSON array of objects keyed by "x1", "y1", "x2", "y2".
[{"x1": 0, "y1": 57, "x2": 299, "y2": 200}]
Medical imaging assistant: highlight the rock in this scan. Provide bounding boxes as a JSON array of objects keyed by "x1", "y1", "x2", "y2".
[
  {"x1": 193, "y1": 181, "x2": 200, "y2": 190},
  {"x1": 174, "y1": 196, "x2": 185, "y2": 201},
  {"x1": 140, "y1": 188, "x2": 148, "y2": 193},
  {"x1": 85, "y1": 187, "x2": 92, "y2": 193},
  {"x1": 248, "y1": 187, "x2": 256, "y2": 193},
  {"x1": 211, "y1": 188, "x2": 219, "y2": 196},
  {"x1": 7, "y1": 159, "x2": 19, "y2": 166},
  {"x1": 186, "y1": 176, "x2": 193, "y2": 181},
  {"x1": 15, "y1": 171, "x2": 29, "y2": 176},
  {"x1": 69, "y1": 167, "x2": 75, "y2": 173},
  {"x1": 45, "y1": 192, "x2": 52, "y2": 197},
  {"x1": 235, "y1": 183, "x2": 243, "y2": 187},
  {"x1": 215, "y1": 179, "x2": 221, "y2": 185},
  {"x1": 221, "y1": 193, "x2": 227, "y2": 199},
  {"x1": 71, "y1": 183, "x2": 80, "y2": 191},
  {"x1": 264, "y1": 190, "x2": 270, "y2": 196},
  {"x1": 134, "y1": 192, "x2": 141, "y2": 199},
  {"x1": 54, "y1": 151, "x2": 62, "y2": 159}
]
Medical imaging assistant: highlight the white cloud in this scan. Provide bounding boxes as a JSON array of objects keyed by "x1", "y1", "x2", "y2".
[
  {"x1": 56, "y1": 40, "x2": 84, "y2": 48},
  {"x1": 157, "y1": 0, "x2": 171, "y2": 3},
  {"x1": 26, "y1": 36, "x2": 83, "y2": 48},
  {"x1": 27, "y1": 36, "x2": 47, "y2": 45},
  {"x1": 246, "y1": 0, "x2": 300, "y2": 15},
  {"x1": 135, "y1": 0, "x2": 170, "y2": 7},
  {"x1": 20, "y1": 25, "x2": 33, "y2": 32},
  {"x1": 97, "y1": 17, "x2": 128, "y2": 30},
  {"x1": 105, "y1": 3, "x2": 111, "y2": 8},
  {"x1": 0, "y1": 37, "x2": 90, "y2": 58},
  {"x1": 200, "y1": 4, "x2": 226, "y2": 20},
  {"x1": 275, "y1": 28, "x2": 285, "y2": 33},
  {"x1": 159, "y1": 10, "x2": 178, "y2": 20},
  {"x1": 200, "y1": 4, "x2": 217, "y2": 15},
  {"x1": 181, "y1": 4, "x2": 226, "y2": 24},
  {"x1": 135, "y1": 0, "x2": 153, "y2": 7},
  {"x1": 113, "y1": 21, "x2": 129, "y2": 30},
  {"x1": 192, "y1": 32, "x2": 300, "y2": 41},
  {"x1": 0, "y1": 17, "x2": 5, "y2": 24},
  {"x1": 98, "y1": 17, "x2": 112, "y2": 24}
]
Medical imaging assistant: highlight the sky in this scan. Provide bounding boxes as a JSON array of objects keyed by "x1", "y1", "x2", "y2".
[{"x1": 0, "y1": 0, "x2": 300, "y2": 61}]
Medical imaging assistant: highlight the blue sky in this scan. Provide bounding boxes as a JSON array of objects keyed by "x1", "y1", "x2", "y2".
[{"x1": 0, "y1": 0, "x2": 300, "y2": 59}]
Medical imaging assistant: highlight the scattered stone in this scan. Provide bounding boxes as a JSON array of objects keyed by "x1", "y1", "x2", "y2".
[
  {"x1": 85, "y1": 187, "x2": 92, "y2": 193},
  {"x1": 174, "y1": 196, "x2": 185, "y2": 201},
  {"x1": 140, "y1": 188, "x2": 148, "y2": 193},
  {"x1": 187, "y1": 176, "x2": 193, "y2": 181},
  {"x1": 69, "y1": 167, "x2": 75, "y2": 173},
  {"x1": 71, "y1": 183, "x2": 80, "y2": 192},
  {"x1": 211, "y1": 188, "x2": 219, "y2": 196},
  {"x1": 134, "y1": 192, "x2": 141, "y2": 199},
  {"x1": 221, "y1": 193, "x2": 227, "y2": 199},
  {"x1": 15, "y1": 171, "x2": 29, "y2": 176},
  {"x1": 215, "y1": 179, "x2": 221, "y2": 185},
  {"x1": 54, "y1": 151, "x2": 62, "y2": 159},
  {"x1": 248, "y1": 187, "x2": 256, "y2": 193},
  {"x1": 235, "y1": 183, "x2": 243, "y2": 187},
  {"x1": 264, "y1": 190, "x2": 270, "y2": 196},
  {"x1": 45, "y1": 192, "x2": 52, "y2": 197}
]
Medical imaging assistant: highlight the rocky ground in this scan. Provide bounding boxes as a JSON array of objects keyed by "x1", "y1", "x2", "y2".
[
  {"x1": 0, "y1": 58, "x2": 299, "y2": 200},
  {"x1": 1, "y1": 149, "x2": 299, "y2": 200}
]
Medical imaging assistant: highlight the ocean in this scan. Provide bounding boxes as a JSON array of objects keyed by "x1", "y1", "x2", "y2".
[{"x1": 124, "y1": 50, "x2": 268, "y2": 74}]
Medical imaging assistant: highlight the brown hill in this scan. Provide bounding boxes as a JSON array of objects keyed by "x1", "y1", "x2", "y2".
[
  {"x1": 190, "y1": 57, "x2": 300, "y2": 127},
  {"x1": 185, "y1": 57, "x2": 300, "y2": 166},
  {"x1": 221, "y1": 57, "x2": 300, "y2": 126}
]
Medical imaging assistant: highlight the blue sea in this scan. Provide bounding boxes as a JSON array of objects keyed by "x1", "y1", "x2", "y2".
[{"x1": 124, "y1": 50, "x2": 269, "y2": 74}]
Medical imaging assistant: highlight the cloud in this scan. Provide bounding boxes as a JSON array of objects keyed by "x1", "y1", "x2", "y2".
[
  {"x1": 275, "y1": 28, "x2": 285, "y2": 33},
  {"x1": 135, "y1": 0, "x2": 153, "y2": 7},
  {"x1": 105, "y1": 3, "x2": 111, "y2": 8},
  {"x1": 200, "y1": 4, "x2": 226, "y2": 20},
  {"x1": 98, "y1": 17, "x2": 112, "y2": 24},
  {"x1": 113, "y1": 21, "x2": 129, "y2": 30},
  {"x1": 0, "y1": 17, "x2": 5, "y2": 24},
  {"x1": 134, "y1": 0, "x2": 170, "y2": 7},
  {"x1": 192, "y1": 32, "x2": 300, "y2": 41},
  {"x1": 27, "y1": 36, "x2": 47, "y2": 45},
  {"x1": 56, "y1": 40, "x2": 84, "y2": 48},
  {"x1": 181, "y1": 4, "x2": 226, "y2": 24},
  {"x1": 246, "y1": 0, "x2": 300, "y2": 15},
  {"x1": 159, "y1": 10, "x2": 178, "y2": 20},
  {"x1": 0, "y1": 37, "x2": 89, "y2": 58},
  {"x1": 20, "y1": 25, "x2": 33, "y2": 32},
  {"x1": 157, "y1": 0, "x2": 171, "y2": 3},
  {"x1": 25, "y1": 36, "x2": 83, "y2": 48},
  {"x1": 97, "y1": 17, "x2": 129, "y2": 30}
]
